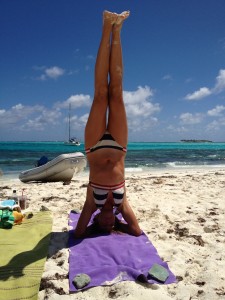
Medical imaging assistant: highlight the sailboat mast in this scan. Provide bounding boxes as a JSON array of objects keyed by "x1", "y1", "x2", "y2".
[{"x1": 68, "y1": 103, "x2": 71, "y2": 141}]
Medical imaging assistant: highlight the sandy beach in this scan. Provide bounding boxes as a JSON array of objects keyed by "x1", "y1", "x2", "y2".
[{"x1": 1, "y1": 167, "x2": 225, "y2": 300}]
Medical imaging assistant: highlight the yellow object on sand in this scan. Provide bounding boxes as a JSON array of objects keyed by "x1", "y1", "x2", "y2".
[
  {"x1": 13, "y1": 211, "x2": 24, "y2": 224},
  {"x1": 0, "y1": 211, "x2": 52, "y2": 300}
]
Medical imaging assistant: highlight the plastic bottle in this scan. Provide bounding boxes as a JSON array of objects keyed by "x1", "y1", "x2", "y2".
[
  {"x1": 19, "y1": 189, "x2": 26, "y2": 210},
  {"x1": 12, "y1": 190, "x2": 18, "y2": 204}
]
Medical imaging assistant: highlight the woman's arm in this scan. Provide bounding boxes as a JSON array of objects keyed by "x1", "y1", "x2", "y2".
[
  {"x1": 74, "y1": 185, "x2": 97, "y2": 238},
  {"x1": 119, "y1": 192, "x2": 142, "y2": 236}
]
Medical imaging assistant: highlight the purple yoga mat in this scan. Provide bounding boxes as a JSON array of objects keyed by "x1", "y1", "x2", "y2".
[{"x1": 69, "y1": 212, "x2": 176, "y2": 292}]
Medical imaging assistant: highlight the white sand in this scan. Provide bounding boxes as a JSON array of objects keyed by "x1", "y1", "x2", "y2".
[{"x1": 1, "y1": 167, "x2": 225, "y2": 300}]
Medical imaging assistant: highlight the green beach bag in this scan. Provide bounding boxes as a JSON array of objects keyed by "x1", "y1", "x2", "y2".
[{"x1": 0, "y1": 209, "x2": 15, "y2": 229}]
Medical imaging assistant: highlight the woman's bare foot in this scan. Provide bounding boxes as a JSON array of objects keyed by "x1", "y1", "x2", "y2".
[
  {"x1": 103, "y1": 10, "x2": 118, "y2": 25},
  {"x1": 115, "y1": 11, "x2": 130, "y2": 26},
  {"x1": 112, "y1": 11, "x2": 130, "y2": 32}
]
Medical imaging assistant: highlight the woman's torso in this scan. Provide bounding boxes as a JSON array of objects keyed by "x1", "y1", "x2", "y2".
[{"x1": 87, "y1": 147, "x2": 126, "y2": 185}]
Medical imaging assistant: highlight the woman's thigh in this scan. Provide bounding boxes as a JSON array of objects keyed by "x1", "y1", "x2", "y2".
[
  {"x1": 85, "y1": 96, "x2": 108, "y2": 148},
  {"x1": 107, "y1": 96, "x2": 128, "y2": 147}
]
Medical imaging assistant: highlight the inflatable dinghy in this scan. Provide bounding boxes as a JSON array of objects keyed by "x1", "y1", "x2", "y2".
[{"x1": 19, "y1": 152, "x2": 86, "y2": 183}]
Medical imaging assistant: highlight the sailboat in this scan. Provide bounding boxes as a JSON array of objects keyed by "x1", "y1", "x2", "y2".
[{"x1": 64, "y1": 104, "x2": 81, "y2": 146}]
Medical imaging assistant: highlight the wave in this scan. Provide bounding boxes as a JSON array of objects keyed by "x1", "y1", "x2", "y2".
[
  {"x1": 125, "y1": 167, "x2": 143, "y2": 173},
  {"x1": 165, "y1": 161, "x2": 225, "y2": 169}
]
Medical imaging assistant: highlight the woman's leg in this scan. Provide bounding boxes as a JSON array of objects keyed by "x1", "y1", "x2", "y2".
[
  {"x1": 107, "y1": 11, "x2": 130, "y2": 147},
  {"x1": 85, "y1": 11, "x2": 117, "y2": 149}
]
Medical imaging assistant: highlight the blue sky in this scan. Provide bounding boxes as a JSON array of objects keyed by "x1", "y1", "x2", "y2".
[{"x1": 1, "y1": 0, "x2": 225, "y2": 142}]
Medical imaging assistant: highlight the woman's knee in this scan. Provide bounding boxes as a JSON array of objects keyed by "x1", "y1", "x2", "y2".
[
  {"x1": 94, "y1": 85, "x2": 108, "y2": 100},
  {"x1": 109, "y1": 84, "x2": 123, "y2": 101}
]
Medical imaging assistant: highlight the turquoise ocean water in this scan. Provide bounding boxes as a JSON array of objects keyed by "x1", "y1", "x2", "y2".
[{"x1": 1, "y1": 141, "x2": 225, "y2": 179}]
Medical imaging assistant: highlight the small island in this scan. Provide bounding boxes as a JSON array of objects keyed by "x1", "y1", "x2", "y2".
[{"x1": 180, "y1": 139, "x2": 213, "y2": 143}]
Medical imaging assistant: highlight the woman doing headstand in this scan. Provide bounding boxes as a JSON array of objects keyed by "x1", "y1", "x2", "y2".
[{"x1": 74, "y1": 10, "x2": 142, "y2": 237}]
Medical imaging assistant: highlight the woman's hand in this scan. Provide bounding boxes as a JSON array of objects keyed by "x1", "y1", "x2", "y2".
[{"x1": 119, "y1": 195, "x2": 142, "y2": 236}]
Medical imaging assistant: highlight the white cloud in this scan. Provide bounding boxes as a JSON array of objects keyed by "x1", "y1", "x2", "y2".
[
  {"x1": 184, "y1": 69, "x2": 225, "y2": 101},
  {"x1": 123, "y1": 86, "x2": 160, "y2": 131},
  {"x1": 213, "y1": 69, "x2": 225, "y2": 93},
  {"x1": 37, "y1": 66, "x2": 65, "y2": 80},
  {"x1": 0, "y1": 92, "x2": 92, "y2": 135},
  {"x1": 45, "y1": 66, "x2": 65, "y2": 79},
  {"x1": 59, "y1": 86, "x2": 161, "y2": 135},
  {"x1": 39, "y1": 74, "x2": 47, "y2": 81},
  {"x1": 69, "y1": 114, "x2": 89, "y2": 132},
  {"x1": 207, "y1": 105, "x2": 225, "y2": 117},
  {"x1": 206, "y1": 118, "x2": 225, "y2": 131},
  {"x1": 124, "y1": 86, "x2": 159, "y2": 114},
  {"x1": 179, "y1": 112, "x2": 203, "y2": 124},
  {"x1": 185, "y1": 87, "x2": 211, "y2": 100},
  {"x1": 0, "y1": 109, "x2": 6, "y2": 115},
  {"x1": 12, "y1": 103, "x2": 24, "y2": 110},
  {"x1": 0, "y1": 104, "x2": 44, "y2": 127},
  {"x1": 79, "y1": 113, "x2": 89, "y2": 124},
  {"x1": 162, "y1": 74, "x2": 173, "y2": 81},
  {"x1": 0, "y1": 102, "x2": 62, "y2": 132},
  {"x1": 206, "y1": 120, "x2": 220, "y2": 131},
  {"x1": 18, "y1": 108, "x2": 62, "y2": 132},
  {"x1": 55, "y1": 94, "x2": 92, "y2": 109},
  {"x1": 167, "y1": 125, "x2": 188, "y2": 133},
  {"x1": 21, "y1": 118, "x2": 45, "y2": 131}
]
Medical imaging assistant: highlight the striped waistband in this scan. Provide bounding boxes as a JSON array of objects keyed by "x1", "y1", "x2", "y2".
[
  {"x1": 89, "y1": 181, "x2": 125, "y2": 190},
  {"x1": 85, "y1": 146, "x2": 127, "y2": 154},
  {"x1": 85, "y1": 131, "x2": 127, "y2": 154}
]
